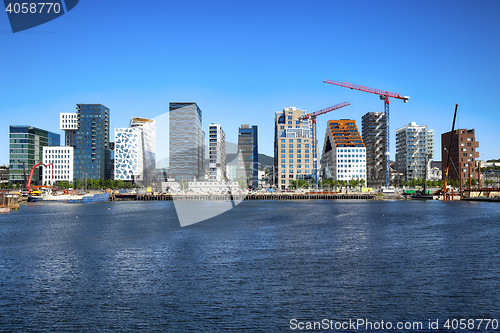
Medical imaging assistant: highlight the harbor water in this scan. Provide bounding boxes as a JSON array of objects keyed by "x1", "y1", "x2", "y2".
[{"x1": 0, "y1": 200, "x2": 499, "y2": 332}]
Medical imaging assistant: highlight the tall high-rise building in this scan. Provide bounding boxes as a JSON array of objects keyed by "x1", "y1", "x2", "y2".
[
  {"x1": 237, "y1": 125, "x2": 258, "y2": 188},
  {"x1": 441, "y1": 129, "x2": 479, "y2": 182},
  {"x1": 208, "y1": 124, "x2": 226, "y2": 182},
  {"x1": 169, "y1": 102, "x2": 205, "y2": 181},
  {"x1": 320, "y1": 120, "x2": 366, "y2": 182},
  {"x1": 274, "y1": 107, "x2": 317, "y2": 191},
  {"x1": 8, "y1": 126, "x2": 60, "y2": 185},
  {"x1": 61, "y1": 104, "x2": 111, "y2": 182},
  {"x1": 395, "y1": 122, "x2": 435, "y2": 181},
  {"x1": 361, "y1": 112, "x2": 386, "y2": 187},
  {"x1": 114, "y1": 117, "x2": 156, "y2": 186}
]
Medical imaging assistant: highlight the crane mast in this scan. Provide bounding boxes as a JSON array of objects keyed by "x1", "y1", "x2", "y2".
[
  {"x1": 298, "y1": 102, "x2": 351, "y2": 190},
  {"x1": 324, "y1": 79, "x2": 409, "y2": 189}
]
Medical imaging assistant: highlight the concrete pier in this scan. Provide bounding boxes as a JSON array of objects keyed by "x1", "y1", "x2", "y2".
[
  {"x1": 0, "y1": 194, "x2": 20, "y2": 211},
  {"x1": 111, "y1": 192, "x2": 376, "y2": 202}
]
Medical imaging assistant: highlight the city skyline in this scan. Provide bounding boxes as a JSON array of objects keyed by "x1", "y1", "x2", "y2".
[{"x1": 1, "y1": 1, "x2": 500, "y2": 164}]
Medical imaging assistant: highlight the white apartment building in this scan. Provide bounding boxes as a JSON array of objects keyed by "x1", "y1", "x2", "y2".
[
  {"x1": 395, "y1": 122, "x2": 435, "y2": 181},
  {"x1": 60, "y1": 113, "x2": 79, "y2": 130},
  {"x1": 320, "y1": 120, "x2": 366, "y2": 182},
  {"x1": 42, "y1": 146, "x2": 74, "y2": 185},
  {"x1": 114, "y1": 117, "x2": 156, "y2": 185},
  {"x1": 208, "y1": 124, "x2": 226, "y2": 182}
]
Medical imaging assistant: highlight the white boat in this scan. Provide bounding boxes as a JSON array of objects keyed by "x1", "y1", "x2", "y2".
[
  {"x1": 382, "y1": 187, "x2": 396, "y2": 194},
  {"x1": 28, "y1": 189, "x2": 109, "y2": 203}
]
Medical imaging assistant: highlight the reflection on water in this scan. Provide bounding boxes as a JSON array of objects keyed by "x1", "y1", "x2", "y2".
[{"x1": 0, "y1": 200, "x2": 499, "y2": 332}]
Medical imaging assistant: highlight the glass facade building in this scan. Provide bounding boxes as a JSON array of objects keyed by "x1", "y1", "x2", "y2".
[
  {"x1": 237, "y1": 124, "x2": 258, "y2": 188},
  {"x1": 62, "y1": 104, "x2": 111, "y2": 182},
  {"x1": 169, "y1": 102, "x2": 205, "y2": 181},
  {"x1": 9, "y1": 126, "x2": 60, "y2": 184}
]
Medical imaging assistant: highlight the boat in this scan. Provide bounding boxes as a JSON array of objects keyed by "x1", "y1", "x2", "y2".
[
  {"x1": 411, "y1": 192, "x2": 434, "y2": 200},
  {"x1": 28, "y1": 189, "x2": 109, "y2": 203},
  {"x1": 382, "y1": 186, "x2": 396, "y2": 194}
]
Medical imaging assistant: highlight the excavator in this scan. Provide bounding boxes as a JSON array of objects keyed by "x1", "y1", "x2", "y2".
[{"x1": 26, "y1": 162, "x2": 54, "y2": 194}]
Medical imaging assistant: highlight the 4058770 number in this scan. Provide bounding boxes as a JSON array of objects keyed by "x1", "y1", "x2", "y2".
[
  {"x1": 444, "y1": 319, "x2": 499, "y2": 330},
  {"x1": 5, "y1": 3, "x2": 61, "y2": 14}
]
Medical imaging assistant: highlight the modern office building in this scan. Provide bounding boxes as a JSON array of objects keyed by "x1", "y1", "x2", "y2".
[
  {"x1": 169, "y1": 102, "x2": 205, "y2": 181},
  {"x1": 0, "y1": 165, "x2": 9, "y2": 185},
  {"x1": 114, "y1": 117, "x2": 156, "y2": 186},
  {"x1": 237, "y1": 124, "x2": 258, "y2": 188},
  {"x1": 61, "y1": 104, "x2": 112, "y2": 182},
  {"x1": 320, "y1": 120, "x2": 366, "y2": 182},
  {"x1": 8, "y1": 126, "x2": 60, "y2": 185},
  {"x1": 274, "y1": 107, "x2": 317, "y2": 191},
  {"x1": 42, "y1": 146, "x2": 74, "y2": 185},
  {"x1": 361, "y1": 112, "x2": 386, "y2": 187},
  {"x1": 395, "y1": 122, "x2": 435, "y2": 181},
  {"x1": 208, "y1": 124, "x2": 226, "y2": 182},
  {"x1": 441, "y1": 129, "x2": 479, "y2": 182}
]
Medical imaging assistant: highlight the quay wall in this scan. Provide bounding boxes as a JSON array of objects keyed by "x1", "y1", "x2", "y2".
[{"x1": 112, "y1": 193, "x2": 376, "y2": 202}]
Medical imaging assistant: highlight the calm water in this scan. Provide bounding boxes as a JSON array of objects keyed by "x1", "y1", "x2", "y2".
[{"x1": 0, "y1": 200, "x2": 500, "y2": 332}]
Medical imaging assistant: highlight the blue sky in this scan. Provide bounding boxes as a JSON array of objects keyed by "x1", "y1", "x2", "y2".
[{"x1": 1, "y1": 0, "x2": 500, "y2": 165}]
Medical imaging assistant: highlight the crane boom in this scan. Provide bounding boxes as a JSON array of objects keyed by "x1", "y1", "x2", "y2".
[
  {"x1": 324, "y1": 80, "x2": 409, "y2": 102},
  {"x1": 297, "y1": 102, "x2": 351, "y2": 191},
  {"x1": 299, "y1": 102, "x2": 351, "y2": 121}
]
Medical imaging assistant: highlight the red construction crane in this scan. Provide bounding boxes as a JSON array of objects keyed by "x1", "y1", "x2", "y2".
[
  {"x1": 324, "y1": 79, "x2": 409, "y2": 188},
  {"x1": 26, "y1": 162, "x2": 54, "y2": 192},
  {"x1": 298, "y1": 101, "x2": 351, "y2": 189}
]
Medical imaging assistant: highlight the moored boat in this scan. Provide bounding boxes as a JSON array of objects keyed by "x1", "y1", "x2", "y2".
[{"x1": 28, "y1": 190, "x2": 109, "y2": 203}]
